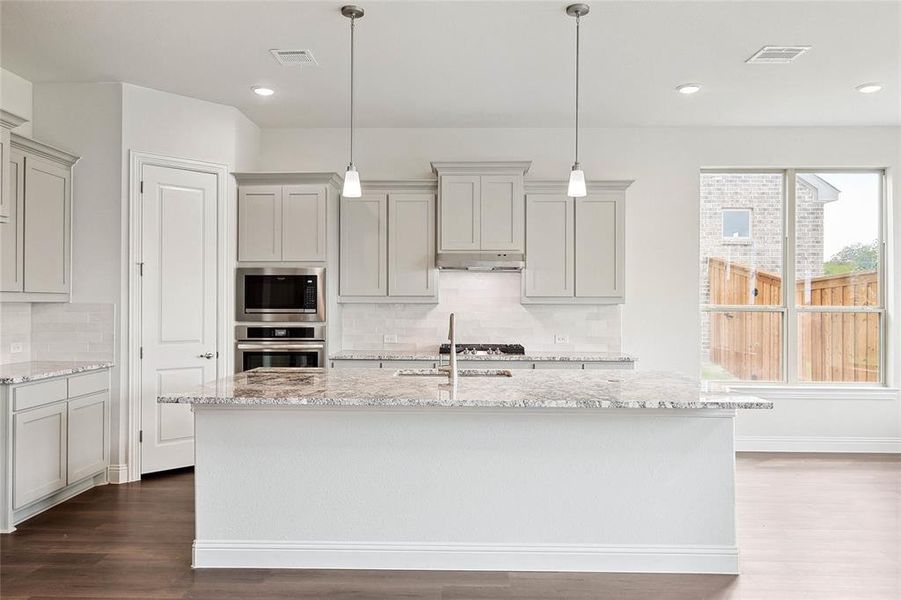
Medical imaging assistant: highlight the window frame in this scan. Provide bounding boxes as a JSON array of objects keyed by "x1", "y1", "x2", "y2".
[
  {"x1": 721, "y1": 207, "x2": 753, "y2": 241},
  {"x1": 700, "y1": 167, "x2": 887, "y2": 386}
]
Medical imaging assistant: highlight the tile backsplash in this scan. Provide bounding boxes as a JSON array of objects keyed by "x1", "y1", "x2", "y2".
[
  {"x1": 0, "y1": 303, "x2": 32, "y2": 364},
  {"x1": 341, "y1": 272, "x2": 621, "y2": 353},
  {"x1": 0, "y1": 302, "x2": 115, "y2": 364}
]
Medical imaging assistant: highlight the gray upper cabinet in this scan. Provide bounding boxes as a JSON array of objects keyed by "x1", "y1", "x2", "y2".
[
  {"x1": 0, "y1": 110, "x2": 28, "y2": 223},
  {"x1": 439, "y1": 175, "x2": 480, "y2": 251},
  {"x1": 23, "y1": 155, "x2": 71, "y2": 293},
  {"x1": 524, "y1": 193, "x2": 574, "y2": 298},
  {"x1": 237, "y1": 182, "x2": 327, "y2": 262},
  {"x1": 522, "y1": 181, "x2": 631, "y2": 304},
  {"x1": 0, "y1": 134, "x2": 77, "y2": 301},
  {"x1": 340, "y1": 192, "x2": 388, "y2": 297},
  {"x1": 1, "y1": 149, "x2": 25, "y2": 292},
  {"x1": 388, "y1": 192, "x2": 436, "y2": 297},
  {"x1": 339, "y1": 182, "x2": 438, "y2": 302},
  {"x1": 432, "y1": 162, "x2": 530, "y2": 253},
  {"x1": 238, "y1": 185, "x2": 282, "y2": 261},
  {"x1": 282, "y1": 185, "x2": 327, "y2": 262},
  {"x1": 575, "y1": 193, "x2": 624, "y2": 299}
]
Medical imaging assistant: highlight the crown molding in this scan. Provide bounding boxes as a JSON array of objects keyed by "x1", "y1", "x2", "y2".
[
  {"x1": 10, "y1": 133, "x2": 79, "y2": 166},
  {"x1": 360, "y1": 179, "x2": 437, "y2": 192},
  {"x1": 524, "y1": 179, "x2": 635, "y2": 194},
  {"x1": 430, "y1": 161, "x2": 532, "y2": 176},
  {"x1": 232, "y1": 171, "x2": 343, "y2": 188},
  {"x1": 0, "y1": 110, "x2": 28, "y2": 130}
]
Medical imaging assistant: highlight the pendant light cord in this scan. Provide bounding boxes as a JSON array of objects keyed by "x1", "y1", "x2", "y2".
[
  {"x1": 349, "y1": 15, "x2": 355, "y2": 167},
  {"x1": 574, "y1": 14, "x2": 580, "y2": 167}
]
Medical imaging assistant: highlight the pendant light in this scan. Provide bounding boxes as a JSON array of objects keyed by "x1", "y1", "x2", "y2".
[
  {"x1": 566, "y1": 3, "x2": 589, "y2": 198},
  {"x1": 341, "y1": 5, "x2": 364, "y2": 197}
]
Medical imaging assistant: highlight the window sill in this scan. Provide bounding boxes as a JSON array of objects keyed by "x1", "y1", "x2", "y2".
[
  {"x1": 725, "y1": 384, "x2": 899, "y2": 402},
  {"x1": 720, "y1": 238, "x2": 752, "y2": 246}
]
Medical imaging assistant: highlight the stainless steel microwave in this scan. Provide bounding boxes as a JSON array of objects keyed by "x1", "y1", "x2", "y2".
[{"x1": 236, "y1": 267, "x2": 325, "y2": 323}]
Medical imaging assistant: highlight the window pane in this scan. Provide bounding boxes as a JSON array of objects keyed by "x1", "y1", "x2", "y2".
[
  {"x1": 701, "y1": 310, "x2": 783, "y2": 381},
  {"x1": 795, "y1": 172, "x2": 881, "y2": 307},
  {"x1": 797, "y1": 312, "x2": 880, "y2": 382},
  {"x1": 701, "y1": 173, "x2": 784, "y2": 306}
]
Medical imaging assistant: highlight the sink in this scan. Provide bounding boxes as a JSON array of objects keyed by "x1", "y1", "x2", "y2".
[{"x1": 394, "y1": 368, "x2": 513, "y2": 378}]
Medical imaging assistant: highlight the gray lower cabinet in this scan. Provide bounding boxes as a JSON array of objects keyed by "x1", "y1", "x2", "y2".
[
  {"x1": 2, "y1": 369, "x2": 110, "y2": 532},
  {"x1": 13, "y1": 401, "x2": 67, "y2": 509}
]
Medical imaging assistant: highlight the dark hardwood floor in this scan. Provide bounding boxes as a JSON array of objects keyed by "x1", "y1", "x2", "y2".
[{"x1": 1, "y1": 454, "x2": 899, "y2": 599}]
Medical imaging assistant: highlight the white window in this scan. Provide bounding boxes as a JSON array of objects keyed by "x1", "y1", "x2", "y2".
[
  {"x1": 700, "y1": 169, "x2": 885, "y2": 384},
  {"x1": 722, "y1": 208, "x2": 752, "y2": 240}
]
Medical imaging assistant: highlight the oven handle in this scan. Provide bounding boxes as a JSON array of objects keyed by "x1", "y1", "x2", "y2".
[{"x1": 236, "y1": 342, "x2": 325, "y2": 351}]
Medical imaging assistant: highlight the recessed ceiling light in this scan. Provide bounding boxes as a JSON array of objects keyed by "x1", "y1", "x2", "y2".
[
  {"x1": 676, "y1": 83, "x2": 702, "y2": 95},
  {"x1": 252, "y1": 86, "x2": 275, "y2": 97},
  {"x1": 855, "y1": 83, "x2": 883, "y2": 94}
]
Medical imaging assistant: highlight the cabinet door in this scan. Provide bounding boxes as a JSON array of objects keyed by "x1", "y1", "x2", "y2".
[
  {"x1": 575, "y1": 192, "x2": 624, "y2": 299},
  {"x1": 439, "y1": 175, "x2": 480, "y2": 251},
  {"x1": 238, "y1": 185, "x2": 282, "y2": 261},
  {"x1": 282, "y1": 185, "x2": 326, "y2": 261},
  {"x1": 524, "y1": 194, "x2": 574, "y2": 297},
  {"x1": 480, "y1": 175, "x2": 523, "y2": 251},
  {"x1": 388, "y1": 193, "x2": 436, "y2": 297},
  {"x1": 23, "y1": 155, "x2": 71, "y2": 293},
  {"x1": 340, "y1": 193, "x2": 387, "y2": 296},
  {"x1": 0, "y1": 126, "x2": 9, "y2": 221},
  {"x1": 67, "y1": 391, "x2": 109, "y2": 483},
  {"x1": 13, "y1": 402, "x2": 67, "y2": 509},
  {"x1": 0, "y1": 148, "x2": 24, "y2": 291}
]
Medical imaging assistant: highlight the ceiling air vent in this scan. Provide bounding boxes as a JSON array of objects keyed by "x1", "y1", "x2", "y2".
[
  {"x1": 746, "y1": 46, "x2": 811, "y2": 64},
  {"x1": 269, "y1": 49, "x2": 318, "y2": 67}
]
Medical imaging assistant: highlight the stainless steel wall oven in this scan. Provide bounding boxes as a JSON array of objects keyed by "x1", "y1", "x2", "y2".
[{"x1": 234, "y1": 325, "x2": 326, "y2": 372}]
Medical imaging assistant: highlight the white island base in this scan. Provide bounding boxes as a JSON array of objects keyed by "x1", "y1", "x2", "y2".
[{"x1": 192, "y1": 405, "x2": 740, "y2": 574}]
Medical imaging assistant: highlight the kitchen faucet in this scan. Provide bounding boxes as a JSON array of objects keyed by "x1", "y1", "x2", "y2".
[{"x1": 438, "y1": 313, "x2": 458, "y2": 386}]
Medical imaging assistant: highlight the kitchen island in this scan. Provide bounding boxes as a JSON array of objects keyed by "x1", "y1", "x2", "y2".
[{"x1": 159, "y1": 368, "x2": 771, "y2": 574}]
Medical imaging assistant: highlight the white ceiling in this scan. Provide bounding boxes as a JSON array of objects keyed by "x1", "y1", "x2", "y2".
[{"x1": 2, "y1": 1, "x2": 899, "y2": 128}]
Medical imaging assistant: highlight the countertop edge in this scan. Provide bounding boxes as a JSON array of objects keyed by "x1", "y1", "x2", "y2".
[
  {"x1": 329, "y1": 353, "x2": 637, "y2": 363},
  {"x1": 0, "y1": 361, "x2": 115, "y2": 385}
]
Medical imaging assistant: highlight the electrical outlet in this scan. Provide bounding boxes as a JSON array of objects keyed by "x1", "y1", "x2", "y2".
[
  {"x1": 10, "y1": 343, "x2": 23, "y2": 354},
  {"x1": 383, "y1": 334, "x2": 398, "y2": 344},
  {"x1": 554, "y1": 334, "x2": 569, "y2": 344}
]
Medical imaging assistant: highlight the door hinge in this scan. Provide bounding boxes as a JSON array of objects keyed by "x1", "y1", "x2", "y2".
[
  {"x1": 139, "y1": 346, "x2": 143, "y2": 359},
  {"x1": 139, "y1": 430, "x2": 143, "y2": 443},
  {"x1": 138, "y1": 262, "x2": 144, "y2": 276},
  {"x1": 140, "y1": 181, "x2": 144, "y2": 194}
]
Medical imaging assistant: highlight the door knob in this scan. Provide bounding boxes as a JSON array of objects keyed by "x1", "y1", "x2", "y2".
[{"x1": 198, "y1": 352, "x2": 215, "y2": 359}]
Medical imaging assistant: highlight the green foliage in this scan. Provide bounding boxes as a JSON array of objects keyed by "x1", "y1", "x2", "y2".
[{"x1": 823, "y1": 241, "x2": 878, "y2": 275}]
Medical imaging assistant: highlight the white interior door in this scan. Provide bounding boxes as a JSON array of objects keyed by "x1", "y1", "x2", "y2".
[{"x1": 140, "y1": 164, "x2": 218, "y2": 474}]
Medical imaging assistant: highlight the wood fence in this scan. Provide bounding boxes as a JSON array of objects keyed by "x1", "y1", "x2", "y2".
[{"x1": 707, "y1": 258, "x2": 879, "y2": 382}]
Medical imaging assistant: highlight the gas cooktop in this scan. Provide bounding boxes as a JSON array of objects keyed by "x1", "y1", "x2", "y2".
[{"x1": 438, "y1": 343, "x2": 526, "y2": 356}]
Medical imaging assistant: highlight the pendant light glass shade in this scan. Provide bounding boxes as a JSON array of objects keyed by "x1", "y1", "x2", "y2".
[
  {"x1": 566, "y1": 4, "x2": 589, "y2": 197},
  {"x1": 343, "y1": 164, "x2": 362, "y2": 197},
  {"x1": 342, "y1": 5, "x2": 364, "y2": 197},
  {"x1": 567, "y1": 165, "x2": 586, "y2": 197}
]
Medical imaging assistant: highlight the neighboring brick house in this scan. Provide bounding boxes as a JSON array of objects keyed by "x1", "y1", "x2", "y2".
[{"x1": 699, "y1": 173, "x2": 840, "y2": 361}]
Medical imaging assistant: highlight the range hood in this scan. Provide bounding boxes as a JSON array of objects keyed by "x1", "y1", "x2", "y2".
[{"x1": 436, "y1": 252, "x2": 525, "y2": 272}]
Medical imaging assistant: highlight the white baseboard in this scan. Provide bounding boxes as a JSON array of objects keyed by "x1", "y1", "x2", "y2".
[
  {"x1": 107, "y1": 464, "x2": 129, "y2": 484},
  {"x1": 736, "y1": 435, "x2": 901, "y2": 453},
  {"x1": 192, "y1": 540, "x2": 739, "y2": 574}
]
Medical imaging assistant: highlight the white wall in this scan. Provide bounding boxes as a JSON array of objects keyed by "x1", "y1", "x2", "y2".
[
  {"x1": 31, "y1": 82, "x2": 260, "y2": 477},
  {"x1": 0, "y1": 67, "x2": 33, "y2": 136},
  {"x1": 260, "y1": 125, "x2": 901, "y2": 451}
]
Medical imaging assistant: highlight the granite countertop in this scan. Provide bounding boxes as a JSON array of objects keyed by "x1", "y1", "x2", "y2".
[
  {"x1": 329, "y1": 350, "x2": 636, "y2": 363},
  {"x1": 158, "y1": 367, "x2": 771, "y2": 410},
  {"x1": 0, "y1": 360, "x2": 114, "y2": 385}
]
